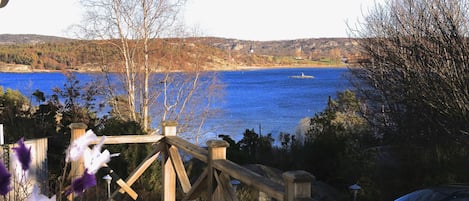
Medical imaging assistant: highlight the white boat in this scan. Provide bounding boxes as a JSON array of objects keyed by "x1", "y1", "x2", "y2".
[{"x1": 289, "y1": 72, "x2": 314, "y2": 79}]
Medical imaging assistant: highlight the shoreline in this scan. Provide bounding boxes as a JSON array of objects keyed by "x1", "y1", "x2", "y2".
[
  {"x1": 0, "y1": 64, "x2": 351, "y2": 73},
  {"x1": 231, "y1": 65, "x2": 349, "y2": 71},
  {"x1": 206, "y1": 63, "x2": 351, "y2": 72}
]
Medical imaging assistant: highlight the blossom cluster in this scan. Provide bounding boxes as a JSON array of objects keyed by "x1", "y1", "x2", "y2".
[{"x1": 0, "y1": 130, "x2": 112, "y2": 201}]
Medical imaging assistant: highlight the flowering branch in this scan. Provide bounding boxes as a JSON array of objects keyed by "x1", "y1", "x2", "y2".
[
  {"x1": 12, "y1": 138, "x2": 31, "y2": 172},
  {"x1": 0, "y1": 129, "x2": 114, "y2": 201},
  {"x1": 65, "y1": 130, "x2": 114, "y2": 197},
  {"x1": 0, "y1": 161, "x2": 11, "y2": 196}
]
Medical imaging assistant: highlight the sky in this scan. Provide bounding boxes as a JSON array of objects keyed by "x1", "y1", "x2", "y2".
[{"x1": 0, "y1": 0, "x2": 381, "y2": 41}]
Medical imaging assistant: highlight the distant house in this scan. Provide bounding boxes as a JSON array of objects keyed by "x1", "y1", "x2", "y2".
[{"x1": 341, "y1": 56, "x2": 348, "y2": 63}]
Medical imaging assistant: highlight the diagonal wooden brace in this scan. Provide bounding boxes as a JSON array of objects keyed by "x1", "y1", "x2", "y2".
[
  {"x1": 168, "y1": 145, "x2": 192, "y2": 193},
  {"x1": 115, "y1": 142, "x2": 164, "y2": 195},
  {"x1": 101, "y1": 166, "x2": 139, "y2": 200}
]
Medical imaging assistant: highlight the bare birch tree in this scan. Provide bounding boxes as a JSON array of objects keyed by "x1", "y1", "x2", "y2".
[
  {"x1": 76, "y1": 0, "x2": 221, "y2": 137},
  {"x1": 350, "y1": 0, "x2": 469, "y2": 142}
]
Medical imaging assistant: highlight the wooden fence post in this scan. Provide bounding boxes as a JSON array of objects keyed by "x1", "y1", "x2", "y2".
[
  {"x1": 283, "y1": 170, "x2": 315, "y2": 201},
  {"x1": 69, "y1": 123, "x2": 87, "y2": 178},
  {"x1": 207, "y1": 140, "x2": 229, "y2": 201},
  {"x1": 161, "y1": 121, "x2": 177, "y2": 201},
  {"x1": 69, "y1": 123, "x2": 87, "y2": 200}
]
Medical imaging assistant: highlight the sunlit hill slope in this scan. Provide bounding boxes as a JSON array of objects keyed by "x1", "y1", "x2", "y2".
[{"x1": 0, "y1": 34, "x2": 364, "y2": 72}]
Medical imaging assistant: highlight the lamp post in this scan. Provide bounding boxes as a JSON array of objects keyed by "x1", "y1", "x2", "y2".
[
  {"x1": 103, "y1": 174, "x2": 112, "y2": 199},
  {"x1": 349, "y1": 184, "x2": 361, "y2": 201}
]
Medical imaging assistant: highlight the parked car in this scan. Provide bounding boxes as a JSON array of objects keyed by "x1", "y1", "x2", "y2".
[{"x1": 395, "y1": 185, "x2": 469, "y2": 201}]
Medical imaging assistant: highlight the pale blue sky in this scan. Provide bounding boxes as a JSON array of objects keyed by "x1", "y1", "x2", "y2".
[
  {"x1": 184, "y1": 0, "x2": 381, "y2": 40},
  {"x1": 0, "y1": 0, "x2": 380, "y2": 41}
]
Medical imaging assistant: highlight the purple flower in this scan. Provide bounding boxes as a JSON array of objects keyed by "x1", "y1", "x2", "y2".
[
  {"x1": 68, "y1": 169, "x2": 97, "y2": 195},
  {"x1": 0, "y1": 162, "x2": 11, "y2": 196},
  {"x1": 13, "y1": 137, "x2": 31, "y2": 171}
]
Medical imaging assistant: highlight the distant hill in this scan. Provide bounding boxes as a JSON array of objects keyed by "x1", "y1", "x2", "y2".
[
  {"x1": 0, "y1": 34, "x2": 364, "y2": 72},
  {"x1": 194, "y1": 37, "x2": 363, "y2": 64},
  {"x1": 0, "y1": 34, "x2": 71, "y2": 45},
  {"x1": 0, "y1": 34, "x2": 360, "y2": 58},
  {"x1": 195, "y1": 37, "x2": 359, "y2": 56}
]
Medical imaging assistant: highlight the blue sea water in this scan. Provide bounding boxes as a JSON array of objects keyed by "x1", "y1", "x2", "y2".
[
  {"x1": 206, "y1": 67, "x2": 351, "y2": 140},
  {"x1": 0, "y1": 67, "x2": 352, "y2": 140}
]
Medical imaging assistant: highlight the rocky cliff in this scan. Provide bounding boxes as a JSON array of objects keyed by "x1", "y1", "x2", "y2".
[{"x1": 194, "y1": 37, "x2": 360, "y2": 60}]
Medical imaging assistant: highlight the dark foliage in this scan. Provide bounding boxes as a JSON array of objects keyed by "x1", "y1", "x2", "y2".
[
  {"x1": 221, "y1": 129, "x2": 274, "y2": 165},
  {"x1": 349, "y1": 0, "x2": 469, "y2": 199}
]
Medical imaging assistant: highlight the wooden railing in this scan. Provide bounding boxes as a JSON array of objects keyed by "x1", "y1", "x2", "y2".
[{"x1": 69, "y1": 121, "x2": 315, "y2": 201}]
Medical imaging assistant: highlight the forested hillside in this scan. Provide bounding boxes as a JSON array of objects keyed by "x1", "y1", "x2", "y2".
[
  {"x1": 0, "y1": 34, "x2": 364, "y2": 72},
  {"x1": 0, "y1": 37, "x2": 228, "y2": 72},
  {"x1": 196, "y1": 37, "x2": 364, "y2": 63},
  {"x1": 0, "y1": 34, "x2": 70, "y2": 45}
]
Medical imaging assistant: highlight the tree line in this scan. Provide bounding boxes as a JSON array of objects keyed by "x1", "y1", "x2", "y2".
[
  {"x1": 0, "y1": 37, "x2": 345, "y2": 72},
  {"x1": 0, "y1": 39, "x2": 228, "y2": 71}
]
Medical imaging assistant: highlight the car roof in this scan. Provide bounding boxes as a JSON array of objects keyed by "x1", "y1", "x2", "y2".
[{"x1": 395, "y1": 185, "x2": 469, "y2": 201}]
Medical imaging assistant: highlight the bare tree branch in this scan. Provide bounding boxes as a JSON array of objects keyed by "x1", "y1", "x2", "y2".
[{"x1": 350, "y1": 0, "x2": 469, "y2": 142}]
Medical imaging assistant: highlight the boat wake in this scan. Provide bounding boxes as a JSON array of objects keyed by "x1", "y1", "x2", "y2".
[{"x1": 289, "y1": 72, "x2": 314, "y2": 79}]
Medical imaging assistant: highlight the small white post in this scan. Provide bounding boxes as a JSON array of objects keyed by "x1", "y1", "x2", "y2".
[
  {"x1": 0, "y1": 124, "x2": 4, "y2": 145},
  {"x1": 103, "y1": 174, "x2": 112, "y2": 199}
]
